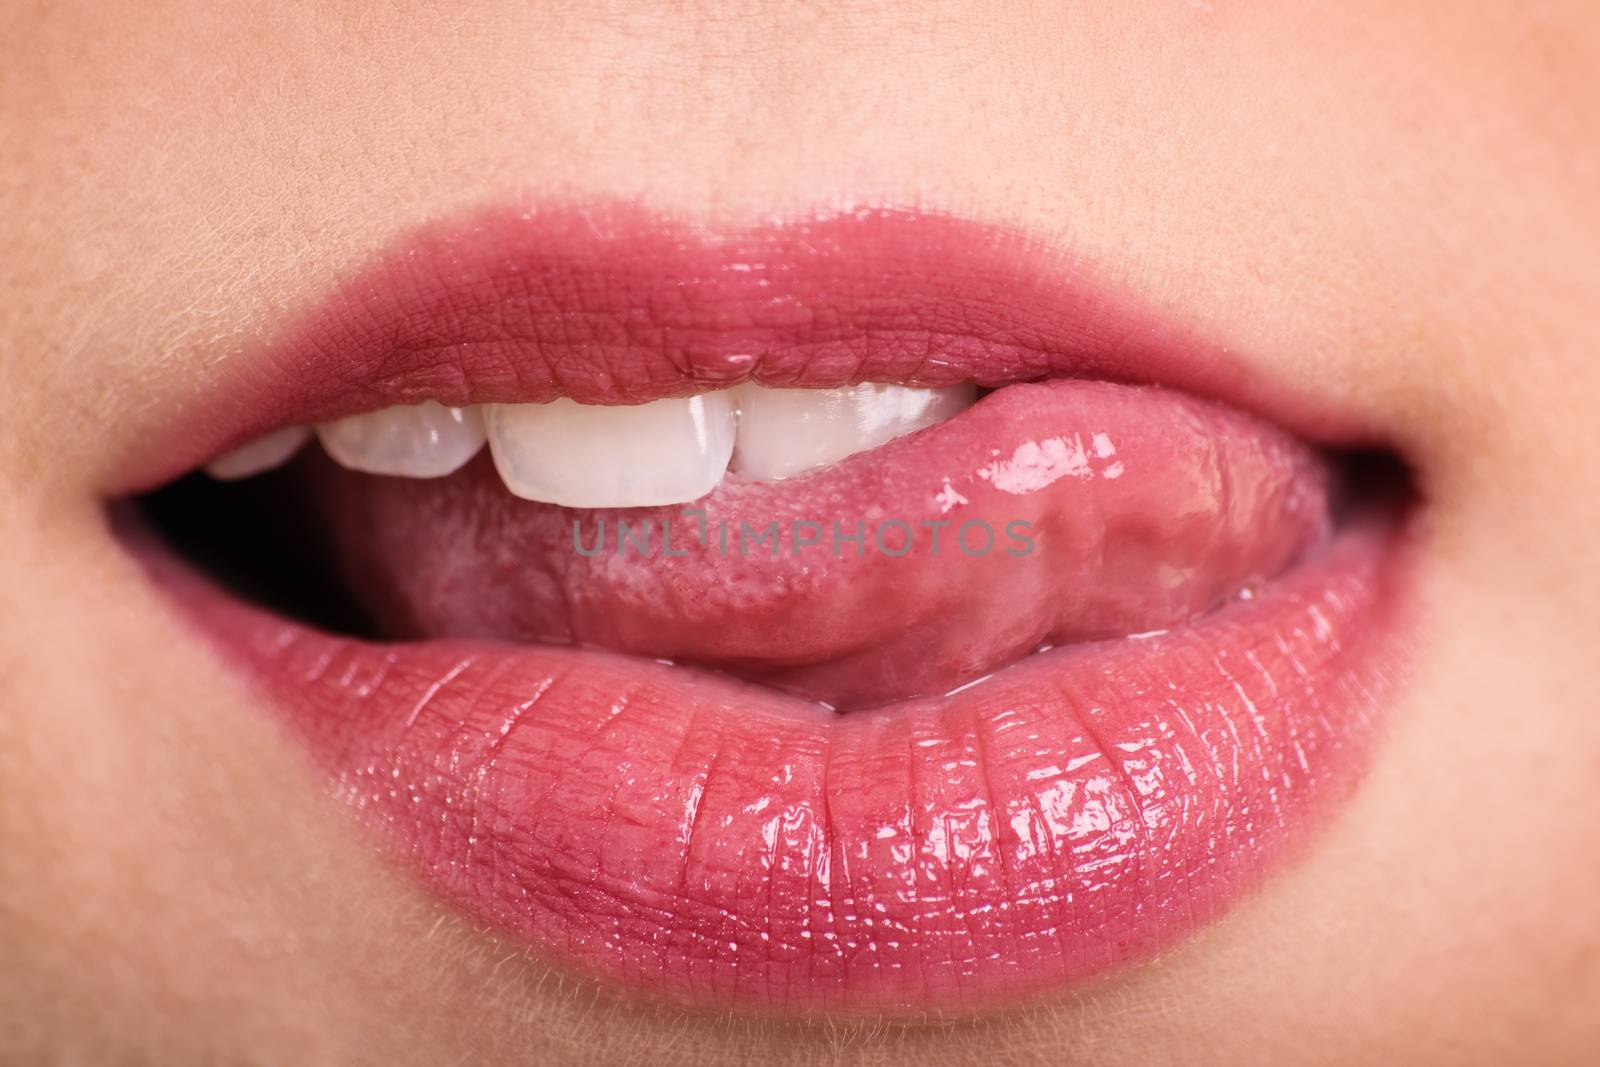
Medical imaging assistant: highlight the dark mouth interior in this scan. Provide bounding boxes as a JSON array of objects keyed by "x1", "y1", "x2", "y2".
[
  {"x1": 131, "y1": 441, "x2": 1413, "y2": 658},
  {"x1": 135, "y1": 457, "x2": 380, "y2": 636}
]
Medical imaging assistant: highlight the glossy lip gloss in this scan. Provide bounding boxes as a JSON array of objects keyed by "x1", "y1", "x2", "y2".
[{"x1": 117, "y1": 204, "x2": 1415, "y2": 1015}]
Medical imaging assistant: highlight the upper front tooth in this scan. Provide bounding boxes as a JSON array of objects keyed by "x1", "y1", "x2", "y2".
[
  {"x1": 205, "y1": 425, "x2": 311, "y2": 480},
  {"x1": 485, "y1": 393, "x2": 736, "y2": 508},
  {"x1": 729, "y1": 382, "x2": 977, "y2": 481},
  {"x1": 316, "y1": 401, "x2": 486, "y2": 478}
]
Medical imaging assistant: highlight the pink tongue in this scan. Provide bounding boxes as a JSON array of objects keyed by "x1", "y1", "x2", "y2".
[{"x1": 302, "y1": 380, "x2": 1329, "y2": 709}]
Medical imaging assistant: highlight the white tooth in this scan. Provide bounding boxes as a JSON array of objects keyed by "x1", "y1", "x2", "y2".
[
  {"x1": 485, "y1": 393, "x2": 735, "y2": 508},
  {"x1": 316, "y1": 402, "x2": 485, "y2": 477},
  {"x1": 730, "y1": 382, "x2": 977, "y2": 481},
  {"x1": 205, "y1": 425, "x2": 311, "y2": 480}
]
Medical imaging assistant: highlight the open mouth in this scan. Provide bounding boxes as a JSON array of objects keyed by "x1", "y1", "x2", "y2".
[{"x1": 111, "y1": 205, "x2": 1416, "y2": 1016}]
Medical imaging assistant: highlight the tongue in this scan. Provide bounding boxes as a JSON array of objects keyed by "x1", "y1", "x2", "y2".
[{"x1": 300, "y1": 380, "x2": 1330, "y2": 709}]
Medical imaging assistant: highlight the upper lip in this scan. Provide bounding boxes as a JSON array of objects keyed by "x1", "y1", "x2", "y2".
[
  {"x1": 112, "y1": 203, "x2": 1385, "y2": 496},
  {"x1": 117, "y1": 200, "x2": 1416, "y2": 1016}
]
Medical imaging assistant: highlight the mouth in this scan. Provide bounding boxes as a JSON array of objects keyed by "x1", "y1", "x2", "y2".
[{"x1": 111, "y1": 204, "x2": 1416, "y2": 1016}]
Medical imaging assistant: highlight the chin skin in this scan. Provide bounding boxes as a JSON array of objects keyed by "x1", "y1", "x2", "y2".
[{"x1": 3, "y1": 2, "x2": 1600, "y2": 1065}]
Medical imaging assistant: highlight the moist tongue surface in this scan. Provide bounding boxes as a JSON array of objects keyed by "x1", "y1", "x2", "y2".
[{"x1": 298, "y1": 380, "x2": 1330, "y2": 708}]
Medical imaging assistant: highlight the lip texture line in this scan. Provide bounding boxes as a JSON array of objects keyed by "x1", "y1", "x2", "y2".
[{"x1": 123, "y1": 205, "x2": 1413, "y2": 1015}]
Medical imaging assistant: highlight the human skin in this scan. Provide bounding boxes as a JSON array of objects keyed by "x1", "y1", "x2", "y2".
[{"x1": 2, "y1": 1, "x2": 1598, "y2": 1063}]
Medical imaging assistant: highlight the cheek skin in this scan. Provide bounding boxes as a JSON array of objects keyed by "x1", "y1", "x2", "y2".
[{"x1": 1, "y1": 2, "x2": 1599, "y2": 1065}]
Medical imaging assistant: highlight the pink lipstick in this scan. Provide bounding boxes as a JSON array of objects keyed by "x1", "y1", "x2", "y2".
[{"x1": 117, "y1": 204, "x2": 1415, "y2": 1015}]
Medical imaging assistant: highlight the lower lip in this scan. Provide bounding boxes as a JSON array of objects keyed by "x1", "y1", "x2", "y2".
[{"x1": 134, "y1": 508, "x2": 1408, "y2": 1014}]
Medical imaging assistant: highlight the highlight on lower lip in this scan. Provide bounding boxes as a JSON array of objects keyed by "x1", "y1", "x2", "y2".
[{"x1": 118, "y1": 201, "x2": 1418, "y2": 1015}]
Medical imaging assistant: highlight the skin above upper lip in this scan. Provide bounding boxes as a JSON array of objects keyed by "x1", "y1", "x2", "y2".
[{"x1": 116, "y1": 204, "x2": 1414, "y2": 1016}]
